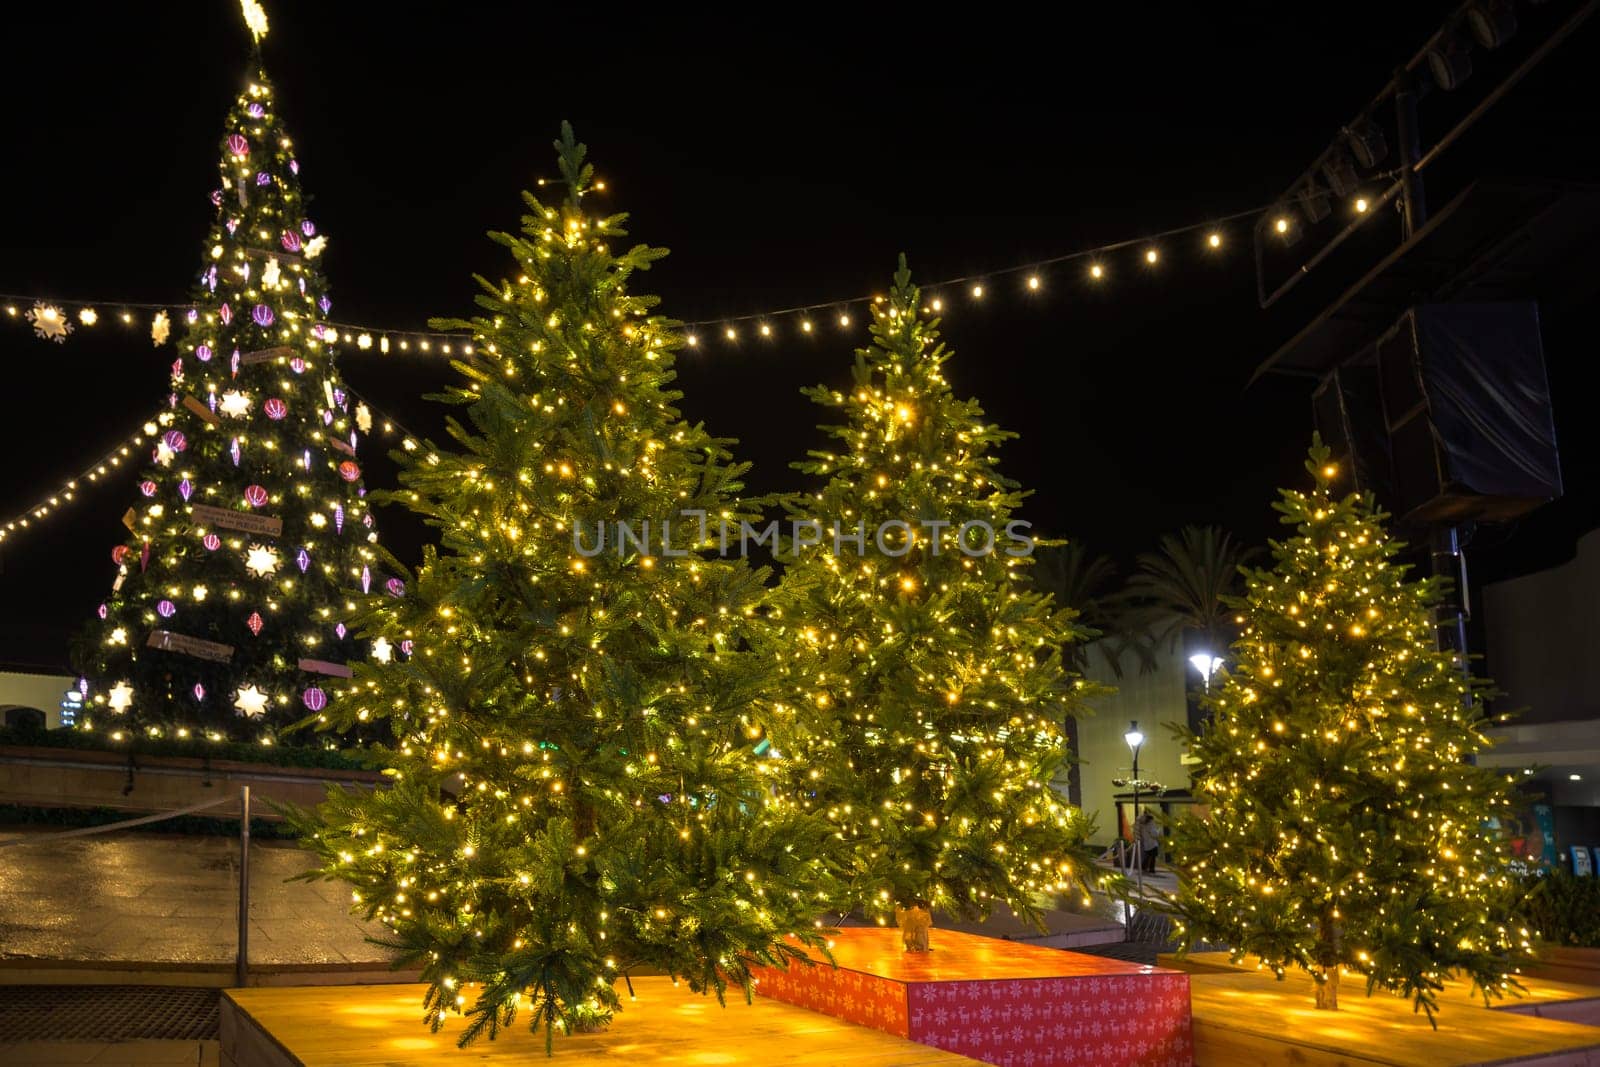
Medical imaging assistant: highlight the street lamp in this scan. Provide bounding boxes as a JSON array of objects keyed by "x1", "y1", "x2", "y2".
[
  {"x1": 1124, "y1": 722, "x2": 1146, "y2": 919},
  {"x1": 1188, "y1": 652, "x2": 1224, "y2": 689}
]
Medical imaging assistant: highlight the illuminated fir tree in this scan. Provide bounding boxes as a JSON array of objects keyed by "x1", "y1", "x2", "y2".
[
  {"x1": 1166, "y1": 440, "x2": 1530, "y2": 1016},
  {"x1": 768, "y1": 258, "x2": 1092, "y2": 946},
  {"x1": 74, "y1": 51, "x2": 381, "y2": 742},
  {"x1": 291, "y1": 125, "x2": 833, "y2": 1049}
]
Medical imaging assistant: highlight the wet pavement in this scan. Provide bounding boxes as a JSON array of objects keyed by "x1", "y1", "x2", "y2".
[{"x1": 0, "y1": 830, "x2": 394, "y2": 966}]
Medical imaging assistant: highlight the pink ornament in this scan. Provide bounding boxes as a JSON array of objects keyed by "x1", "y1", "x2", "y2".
[
  {"x1": 196, "y1": 343, "x2": 212, "y2": 362},
  {"x1": 202, "y1": 533, "x2": 222, "y2": 551},
  {"x1": 338, "y1": 461, "x2": 360, "y2": 482},
  {"x1": 210, "y1": 189, "x2": 223, "y2": 206},
  {"x1": 230, "y1": 437, "x2": 242, "y2": 466},
  {"x1": 139, "y1": 480, "x2": 157, "y2": 497},
  {"x1": 384, "y1": 578, "x2": 405, "y2": 597},
  {"x1": 193, "y1": 683, "x2": 206, "y2": 701},
  {"x1": 335, "y1": 622, "x2": 347, "y2": 639},
  {"x1": 281, "y1": 231, "x2": 301, "y2": 253},
  {"x1": 98, "y1": 604, "x2": 108, "y2": 619},
  {"x1": 243, "y1": 485, "x2": 269, "y2": 508},
  {"x1": 252, "y1": 304, "x2": 274, "y2": 327},
  {"x1": 289, "y1": 356, "x2": 306, "y2": 374},
  {"x1": 289, "y1": 159, "x2": 299, "y2": 175},
  {"x1": 179, "y1": 479, "x2": 194, "y2": 502},
  {"x1": 360, "y1": 565, "x2": 371, "y2": 594},
  {"x1": 255, "y1": 171, "x2": 271, "y2": 187},
  {"x1": 170, "y1": 359, "x2": 184, "y2": 381},
  {"x1": 157, "y1": 600, "x2": 176, "y2": 618},
  {"x1": 400, "y1": 640, "x2": 414, "y2": 655},
  {"x1": 245, "y1": 102, "x2": 265, "y2": 118},
  {"x1": 226, "y1": 133, "x2": 249, "y2": 157},
  {"x1": 185, "y1": 309, "x2": 199, "y2": 325},
  {"x1": 264, "y1": 398, "x2": 287, "y2": 420},
  {"x1": 302, "y1": 687, "x2": 327, "y2": 712},
  {"x1": 219, "y1": 303, "x2": 232, "y2": 326},
  {"x1": 112, "y1": 544, "x2": 130, "y2": 565},
  {"x1": 163, "y1": 430, "x2": 187, "y2": 453},
  {"x1": 301, "y1": 220, "x2": 316, "y2": 236},
  {"x1": 246, "y1": 612, "x2": 263, "y2": 636}
]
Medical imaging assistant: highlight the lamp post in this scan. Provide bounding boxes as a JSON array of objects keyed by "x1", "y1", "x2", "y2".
[
  {"x1": 1124, "y1": 721, "x2": 1145, "y2": 918},
  {"x1": 1188, "y1": 652, "x2": 1224, "y2": 690}
]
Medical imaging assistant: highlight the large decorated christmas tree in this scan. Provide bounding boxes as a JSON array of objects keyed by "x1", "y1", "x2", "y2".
[
  {"x1": 1165, "y1": 440, "x2": 1530, "y2": 1017},
  {"x1": 75, "y1": 33, "x2": 383, "y2": 743},
  {"x1": 290, "y1": 125, "x2": 834, "y2": 1048},
  {"x1": 767, "y1": 258, "x2": 1092, "y2": 946}
]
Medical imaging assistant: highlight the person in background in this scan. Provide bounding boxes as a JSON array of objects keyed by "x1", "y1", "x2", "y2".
[{"x1": 1137, "y1": 811, "x2": 1161, "y2": 872}]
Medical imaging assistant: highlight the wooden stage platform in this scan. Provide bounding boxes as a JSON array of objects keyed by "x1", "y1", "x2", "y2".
[
  {"x1": 1163, "y1": 950, "x2": 1600, "y2": 1026},
  {"x1": 220, "y1": 977, "x2": 981, "y2": 1066},
  {"x1": 1158, "y1": 953, "x2": 1600, "y2": 1066}
]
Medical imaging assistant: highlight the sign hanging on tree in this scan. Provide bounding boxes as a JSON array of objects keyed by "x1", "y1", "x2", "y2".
[
  {"x1": 182, "y1": 395, "x2": 221, "y2": 427},
  {"x1": 298, "y1": 657, "x2": 353, "y2": 678},
  {"x1": 146, "y1": 629, "x2": 234, "y2": 663},
  {"x1": 240, "y1": 345, "x2": 294, "y2": 367},
  {"x1": 191, "y1": 503, "x2": 283, "y2": 538}
]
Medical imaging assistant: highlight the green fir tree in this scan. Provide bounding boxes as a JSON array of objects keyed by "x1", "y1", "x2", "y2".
[
  {"x1": 767, "y1": 258, "x2": 1093, "y2": 945},
  {"x1": 290, "y1": 125, "x2": 833, "y2": 1050},
  {"x1": 1165, "y1": 440, "x2": 1531, "y2": 1017}
]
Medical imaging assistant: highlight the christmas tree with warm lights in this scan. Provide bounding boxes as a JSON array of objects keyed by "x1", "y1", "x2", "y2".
[
  {"x1": 74, "y1": 27, "x2": 383, "y2": 743},
  {"x1": 1165, "y1": 439, "x2": 1530, "y2": 1017},
  {"x1": 766, "y1": 257, "x2": 1093, "y2": 947},
  {"x1": 290, "y1": 125, "x2": 834, "y2": 1049}
]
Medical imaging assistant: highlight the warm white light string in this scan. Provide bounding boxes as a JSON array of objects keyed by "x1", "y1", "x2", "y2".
[{"x1": 0, "y1": 182, "x2": 1389, "y2": 356}]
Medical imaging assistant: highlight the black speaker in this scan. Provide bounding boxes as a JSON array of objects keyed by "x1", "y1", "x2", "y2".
[{"x1": 1372, "y1": 303, "x2": 1561, "y2": 523}]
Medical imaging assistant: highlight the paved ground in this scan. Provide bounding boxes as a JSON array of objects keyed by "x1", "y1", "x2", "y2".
[
  {"x1": 0, "y1": 1039, "x2": 219, "y2": 1065},
  {"x1": 0, "y1": 830, "x2": 393, "y2": 966}
]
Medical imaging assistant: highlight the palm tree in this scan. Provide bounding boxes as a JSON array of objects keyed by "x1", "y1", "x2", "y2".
[
  {"x1": 1030, "y1": 542, "x2": 1153, "y2": 677},
  {"x1": 1124, "y1": 525, "x2": 1253, "y2": 657}
]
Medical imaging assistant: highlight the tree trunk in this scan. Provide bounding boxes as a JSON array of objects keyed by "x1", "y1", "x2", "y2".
[
  {"x1": 896, "y1": 904, "x2": 932, "y2": 952},
  {"x1": 1314, "y1": 912, "x2": 1343, "y2": 1011},
  {"x1": 1314, "y1": 964, "x2": 1340, "y2": 1010}
]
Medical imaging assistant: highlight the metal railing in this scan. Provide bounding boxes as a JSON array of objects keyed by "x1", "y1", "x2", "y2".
[{"x1": 0, "y1": 785, "x2": 255, "y2": 986}]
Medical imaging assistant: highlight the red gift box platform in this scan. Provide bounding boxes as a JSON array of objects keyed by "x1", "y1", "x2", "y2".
[{"x1": 751, "y1": 927, "x2": 1192, "y2": 1067}]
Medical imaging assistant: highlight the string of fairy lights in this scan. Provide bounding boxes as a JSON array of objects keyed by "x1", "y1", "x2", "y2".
[
  {"x1": 0, "y1": 387, "x2": 419, "y2": 550},
  {"x1": 2, "y1": 184, "x2": 1389, "y2": 550},
  {"x1": 0, "y1": 180, "x2": 1390, "y2": 356}
]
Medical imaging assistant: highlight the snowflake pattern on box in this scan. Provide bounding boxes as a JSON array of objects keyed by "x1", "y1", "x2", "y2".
[{"x1": 752, "y1": 929, "x2": 1193, "y2": 1067}]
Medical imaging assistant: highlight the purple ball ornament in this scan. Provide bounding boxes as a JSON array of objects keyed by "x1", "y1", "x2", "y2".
[
  {"x1": 196, "y1": 343, "x2": 212, "y2": 362},
  {"x1": 255, "y1": 171, "x2": 271, "y2": 187},
  {"x1": 157, "y1": 600, "x2": 176, "y2": 618},
  {"x1": 301, "y1": 220, "x2": 316, "y2": 236},
  {"x1": 252, "y1": 304, "x2": 274, "y2": 327},
  {"x1": 163, "y1": 430, "x2": 187, "y2": 453},
  {"x1": 246, "y1": 102, "x2": 265, "y2": 118},
  {"x1": 384, "y1": 578, "x2": 405, "y2": 598},
  {"x1": 179, "y1": 479, "x2": 194, "y2": 502},
  {"x1": 202, "y1": 533, "x2": 222, "y2": 551},
  {"x1": 227, "y1": 133, "x2": 249, "y2": 158},
  {"x1": 333, "y1": 388, "x2": 346, "y2": 409},
  {"x1": 310, "y1": 323, "x2": 326, "y2": 341},
  {"x1": 210, "y1": 189, "x2": 223, "y2": 207},
  {"x1": 264, "y1": 398, "x2": 287, "y2": 420},
  {"x1": 185, "y1": 309, "x2": 199, "y2": 325},
  {"x1": 301, "y1": 687, "x2": 327, "y2": 712},
  {"x1": 244, "y1": 485, "x2": 269, "y2": 508},
  {"x1": 281, "y1": 231, "x2": 301, "y2": 253},
  {"x1": 139, "y1": 480, "x2": 157, "y2": 497}
]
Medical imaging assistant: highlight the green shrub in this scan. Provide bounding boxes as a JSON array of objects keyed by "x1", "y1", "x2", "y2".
[
  {"x1": 0, "y1": 725, "x2": 378, "y2": 771},
  {"x1": 1522, "y1": 867, "x2": 1600, "y2": 949}
]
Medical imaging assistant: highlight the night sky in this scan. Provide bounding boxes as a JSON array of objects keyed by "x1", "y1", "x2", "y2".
[{"x1": 2, "y1": 3, "x2": 1597, "y2": 671}]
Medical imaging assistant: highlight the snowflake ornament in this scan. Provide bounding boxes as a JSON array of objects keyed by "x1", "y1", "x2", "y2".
[
  {"x1": 244, "y1": 543, "x2": 280, "y2": 577},
  {"x1": 371, "y1": 636, "x2": 393, "y2": 663},
  {"x1": 233, "y1": 684, "x2": 270, "y2": 719},
  {"x1": 355, "y1": 403, "x2": 373, "y2": 434},
  {"x1": 303, "y1": 235, "x2": 327, "y2": 259},
  {"x1": 151, "y1": 310, "x2": 171, "y2": 346},
  {"x1": 219, "y1": 390, "x2": 253, "y2": 418},
  {"x1": 107, "y1": 680, "x2": 136, "y2": 713},
  {"x1": 27, "y1": 303, "x2": 72, "y2": 342},
  {"x1": 262, "y1": 257, "x2": 282, "y2": 288}
]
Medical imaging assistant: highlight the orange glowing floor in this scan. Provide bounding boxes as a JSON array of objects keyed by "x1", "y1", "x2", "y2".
[
  {"x1": 1184, "y1": 970, "x2": 1600, "y2": 1067},
  {"x1": 220, "y1": 978, "x2": 981, "y2": 1066}
]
